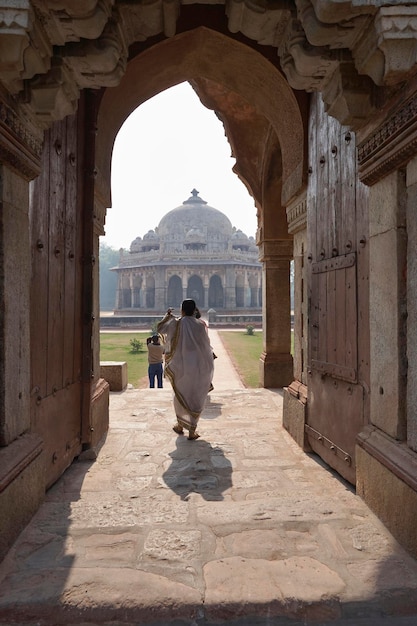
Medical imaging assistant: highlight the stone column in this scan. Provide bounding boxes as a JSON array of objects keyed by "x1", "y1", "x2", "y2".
[
  {"x1": 407, "y1": 158, "x2": 417, "y2": 451},
  {"x1": 369, "y1": 170, "x2": 407, "y2": 440},
  {"x1": 258, "y1": 239, "x2": 293, "y2": 388},
  {"x1": 129, "y1": 273, "x2": 134, "y2": 309},
  {"x1": 225, "y1": 266, "x2": 236, "y2": 309},
  {"x1": 282, "y1": 191, "x2": 308, "y2": 447},
  {"x1": 154, "y1": 266, "x2": 166, "y2": 310},
  {"x1": 203, "y1": 273, "x2": 209, "y2": 309},
  {"x1": 182, "y1": 270, "x2": 187, "y2": 303},
  {"x1": 244, "y1": 271, "x2": 251, "y2": 307}
]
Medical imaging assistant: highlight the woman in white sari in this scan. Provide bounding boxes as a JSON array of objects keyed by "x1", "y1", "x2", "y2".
[{"x1": 157, "y1": 299, "x2": 214, "y2": 440}]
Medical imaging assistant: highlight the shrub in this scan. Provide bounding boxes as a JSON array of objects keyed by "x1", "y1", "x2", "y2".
[
  {"x1": 246, "y1": 325, "x2": 255, "y2": 335},
  {"x1": 129, "y1": 338, "x2": 144, "y2": 353}
]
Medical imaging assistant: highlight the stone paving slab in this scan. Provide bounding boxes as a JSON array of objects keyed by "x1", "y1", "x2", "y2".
[{"x1": 1, "y1": 333, "x2": 417, "y2": 625}]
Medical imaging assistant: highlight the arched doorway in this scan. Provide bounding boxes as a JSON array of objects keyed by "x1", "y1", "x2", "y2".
[
  {"x1": 209, "y1": 274, "x2": 224, "y2": 308},
  {"x1": 235, "y1": 274, "x2": 245, "y2": 308},
  {"x1": 96, "y1": 25, "x2": 303, "y2": 390},
  {"x1": 120, "y1": 275, "x2": 131, "y2": 309},
  {"x1": 146, "y1": 275, "x2": 155, "y2": 308},
  {"x1": 187, "y1": 275, "x2": 204, "y2": 306},
  {"x1": 132, "y1": 275, "x2": 142, "y2": 308},
  {"x1": 167, "y1": 275, "x2": 183, "y2": 308}
]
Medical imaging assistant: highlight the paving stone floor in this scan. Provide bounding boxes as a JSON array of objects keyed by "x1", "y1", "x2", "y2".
[{"x1": 1, "y1": 331, "x2": 417, "y2": 625}]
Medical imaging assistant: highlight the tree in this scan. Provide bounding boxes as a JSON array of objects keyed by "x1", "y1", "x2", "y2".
[{"x1": 99, "y1": 242, "x2": 120, "y2": 311}]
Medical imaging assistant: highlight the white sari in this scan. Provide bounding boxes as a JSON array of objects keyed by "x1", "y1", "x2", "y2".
[{"x1": 158, "y1": 314, "x2": 214, "y2": 432}]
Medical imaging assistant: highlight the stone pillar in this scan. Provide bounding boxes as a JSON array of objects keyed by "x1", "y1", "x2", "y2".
[
  {"x1": 369, "y1": 170, "x2": 407, "y2": 440},
  {"x1": 258, "y1": 239, "x2": 293, "y2": 388},
  {"x1": 182, "y1": 270, "x2": 187, "y2": 304},
  {"x1": 225, "y1": 266, "x2": 236, "y2": 309},
  {"x1": 129, "y1": 273, "x2": 134, "y2": 309},
  {"x1": 407, "y1": 157, "x2": 417, "y2": 451},
  {"x1": 244, "y1": 271, "x2": 251, "y2": 307},
  {"x1": 154, "y1": 266, "x2": 165, "y2": 310},
  {"x1": 282, "y1": 191, "x2": 308, "y2": 447},
  {"x1": 203, "y1": 273, "x2": 209, "y2": 310}
]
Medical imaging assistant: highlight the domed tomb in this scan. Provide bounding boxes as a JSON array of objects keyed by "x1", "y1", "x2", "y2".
[{"x1": 115, "y1": 189, "x2": 262, "y2": 313}]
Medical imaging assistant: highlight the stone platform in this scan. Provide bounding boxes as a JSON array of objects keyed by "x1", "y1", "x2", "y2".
[{"x1": 1, "y1": 331, "x2": 417, "y2": 625}]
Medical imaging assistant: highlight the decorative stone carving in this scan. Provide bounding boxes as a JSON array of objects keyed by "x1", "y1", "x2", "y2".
[
  {"x1": 226, "y1": 0, "x2": 291, "y2": 48},
  {"x1": 286, "y1": 190, "x2": 307, "y2": 235},
  {"x1": 357, "y1": 93, "x2": 417, "y2": 185},
  {"x1": 278, "y1": 18, "x2": 339, "y2": 92},
  {"x1": 309, "y1": 0, "x2": 374, "y2": 24},
  {"x1": 28, "y1": 56, "x2": 79, "y2": 125},
  {"x1": 1, "y1": 2, "x2": 417, "y2": 130},
  {"x1": 31, "y1": 0, "x2": 114, "y2": 45},
  {"x1": 321, "y1": 56, "x2": 375, "y2": 127},
  {"x1": 62, "y1": 18, "x2": 127, "y2": 88},
  {"x1": 375, "y1": 7, "x2": 417, "y2": 86},
  {"x1": 295, "y1": 0, "x2": 374, "y2": 50},
  {"x1": 118, "y1": 0, "x2": 180, "y2": 45},
  {"x1": 0, "y1": 95, "x2": 42, "y2": 179}
]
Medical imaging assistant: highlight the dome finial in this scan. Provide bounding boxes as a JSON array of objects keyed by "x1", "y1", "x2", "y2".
[{"x1": 183, "y1": 189, "x2": 207, "y2": 205}]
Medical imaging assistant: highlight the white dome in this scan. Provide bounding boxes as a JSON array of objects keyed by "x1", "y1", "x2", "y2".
[{"x1": 158, "y1": 189, "x2": 233, "y2": 240}]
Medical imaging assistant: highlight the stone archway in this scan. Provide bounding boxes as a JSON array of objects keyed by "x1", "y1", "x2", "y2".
[
  {"x1": 96, "y1": 27, "x2": 304, "y2": 212},
  {"x1": 96, "y1": 25, "x2": 304, "y2": 389}
]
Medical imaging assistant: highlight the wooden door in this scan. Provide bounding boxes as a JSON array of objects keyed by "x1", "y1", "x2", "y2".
[
  {"x1": 30, "y1": 111, "x2": 84, "y2": 488},
  {"x1": 307, "y1": 94, "x2": 369, "y2": 484}
]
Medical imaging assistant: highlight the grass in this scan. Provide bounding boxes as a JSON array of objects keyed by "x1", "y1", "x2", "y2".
[
  {"x1": 100, "y1": 328, "x2": 291, "y2": 389},
  {"x1": 218, "y1": 330, "x2": 263, "y2": 388},
  {"x1": 100, "y1": 332, "x2": 150, "y2": 388}
]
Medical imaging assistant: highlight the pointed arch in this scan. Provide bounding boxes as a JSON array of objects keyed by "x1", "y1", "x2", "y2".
[{"x1": 96, "y1": 27, "x2": 304, "y2": 214}]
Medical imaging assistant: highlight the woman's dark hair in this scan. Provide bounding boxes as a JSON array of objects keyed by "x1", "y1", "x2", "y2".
[{"x1": 181, "y1": 299, "x2": 196, "y2": 316}]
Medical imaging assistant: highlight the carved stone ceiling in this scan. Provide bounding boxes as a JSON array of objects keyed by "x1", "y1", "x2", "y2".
[{"x1": 1, "y1": 1, "x2": 417, "y2": 129}]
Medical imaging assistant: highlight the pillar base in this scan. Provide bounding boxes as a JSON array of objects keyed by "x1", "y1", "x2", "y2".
[
  {"x1": 283, "y1": 382, "x2": 310, "y2": 451},
  {"x1": 357, "y1": 426, "x2": 417, "y2": 558},
  {"x1": 0, "y1": 434, "x2": 44, "y2": 562},
  {"x1": 259, "y1": 352, "x2": 293, "y2": 388},
  {"x1": 87, "y1": 378, "x2": 109, "y2": 456}
]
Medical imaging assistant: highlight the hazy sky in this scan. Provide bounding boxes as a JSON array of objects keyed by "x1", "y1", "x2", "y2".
[{"x1": 103, "y1": 82, "x2": 258, "y2": 250}]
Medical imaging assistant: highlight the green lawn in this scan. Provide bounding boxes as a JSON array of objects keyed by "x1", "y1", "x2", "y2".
[
  {"x1": 100, "y1": 332, "x2": 150, "y2": 388},
  {"x1": 100, "y1": 329, "x2": 292, "y2": 389},
  {"x1": 218, "y1": 330, "x2": 263, "y2": 388}
]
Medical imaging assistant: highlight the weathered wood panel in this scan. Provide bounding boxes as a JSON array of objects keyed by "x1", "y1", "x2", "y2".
[
  {"x1": 30, "y1": 110, "x2": 86, "y2": 486},
  {"x1": 307, "y1": 94, "x2": 369, "y2": 484}
]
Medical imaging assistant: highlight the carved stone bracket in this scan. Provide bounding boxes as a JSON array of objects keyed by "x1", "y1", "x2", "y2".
[
  {"x1": 279, "y1": 18, "x2": 340, "y2": 93},
  {"x1": 118, "y1": 0, "x2": 180, "y2": 45},
  {"x1": 62, "y1": 18, "x2": 128, "y2": 88},
  {"x1": 1, "y1": 2, "x2": 417, "y2": 130},
  {"x1": 321, "y1": 56, "x2": 376, "y2": 127},
  {"x1": 226, "y1": 0, "x2": 291, "y2": 48},
  {"x1": 31, "y1": 0, "x2": 115, "y2": 45},
  {"x1": 28, "y1": 56, "x2": 80, "y2": 125},
  {"x1": 351, "y1": 7, "x2": 417, "y2": 87}
]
